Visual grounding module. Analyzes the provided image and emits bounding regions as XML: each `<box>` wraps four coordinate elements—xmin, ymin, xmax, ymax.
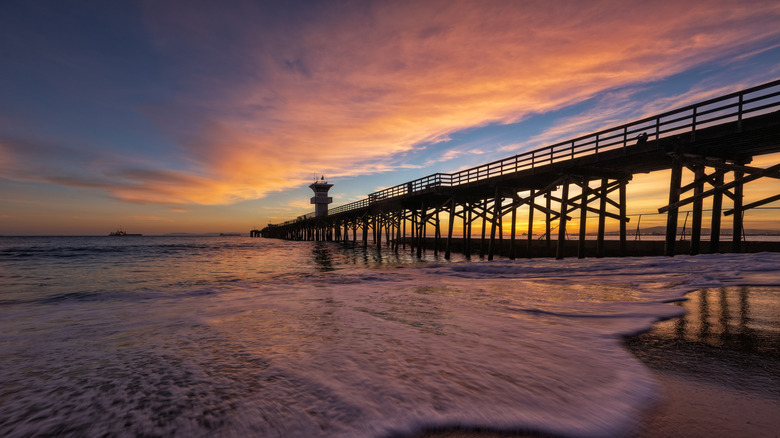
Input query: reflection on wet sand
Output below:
<box><xmin>625</xmin><ymin>285</ymin><xmax>780</xmax><ymax>401</ymax></box>
<box><xmin>664</xmin><ymin>286</ymin><xmax>780</xmax><ymax>356</ymax></box>
<box><xmin>623</xmin><ymin>286</ymin><xmax>780</xmax><ymax>438</ymax></box>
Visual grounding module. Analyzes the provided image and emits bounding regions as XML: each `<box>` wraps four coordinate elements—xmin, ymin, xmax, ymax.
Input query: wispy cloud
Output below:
<box><xmin>129</xmin><ymin>215</ymin><xmax>176</xmax><ymax>222</ymax></box>
<box><xmin>3</xmin><ymin>0</ymin><xmax>780</xmax><ymax>207</ymax></box>
<box><xmin>501</xmin><ymin>71</ymin><xmax>780</xmax><ymax>154</ymax></box>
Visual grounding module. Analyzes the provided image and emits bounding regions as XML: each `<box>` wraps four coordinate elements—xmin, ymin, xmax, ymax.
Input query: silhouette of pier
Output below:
<box><xmin>260</xmin><ymin>80</ymin><xmax>780</xmax><ymax>259</ymax></box>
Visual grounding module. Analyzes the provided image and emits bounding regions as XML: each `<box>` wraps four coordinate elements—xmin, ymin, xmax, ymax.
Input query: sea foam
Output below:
<box><xmin>1</xmin><ymin>238</ymin><xmax>779</xmax><ymax>437</ymax></box>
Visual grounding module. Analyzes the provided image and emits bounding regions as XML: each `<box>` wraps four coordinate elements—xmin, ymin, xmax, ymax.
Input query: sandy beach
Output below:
<box><xmin>419</xmin><ymin>286</ymin><xmax>780</xmax><ymax>438</ymax></box>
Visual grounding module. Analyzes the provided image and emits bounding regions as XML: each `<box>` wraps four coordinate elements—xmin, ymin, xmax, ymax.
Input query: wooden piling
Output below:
<box><xmin>665</xmin><ymin>159</ymin><xmax>683</xmax><ymax>256</ymax></box>
<box><xmin>402</xmin><ymin>211</ymin><xmax>407</xmax><ymax>249</ymax></box>
<box><xmin>526</xmin><ymin>189</ymin><xmax>535</xmax><ymax>258</ymax></box>
<box><xmin>710</xmin><ymin>172</ymin><xmax>724</xmax><ymax>253</ymax></box>
<box><xmin>434</xmin><ymin>210</ymin><xmax>441</xmax><ymax>255</ymax></box>
<box><xmin>488</xmin><ymin>187</ymin><xmax>500</xmax><ymax>261</ymax></box>
<box><xmin>480</xmin><ymin>199</ymin><xmax>487</xmax><ymax>258</ymax></box>
<box><xmin>733</xmin><ymin>170</ymin><xmax>744</xmax><ymax>253</ymax></box>
<box><xmin>410</xmin><ymin>210</ymin><xmax>416</xmax><ymax>255</ymax></box>
<box><xmin>619</xmin><ymin>180</ymin><xmax>627</xmax><ymax>257</ymax></box>
<box><xmin>578</xmin><ymin>178</ymin><xmax>588</xmax><ymax>259</ymax></box>
<box><xmin>464</xmin><ymin>202</ymin><xmax>472</xmax><ymax>258</ymax></box>
<box><xmin>556</xmin><ymin>180</ymin><xmax>569</xmax><ymax>260</ymax></box>
<box><xmin>373</xmin><ymin>216</ymin><xmax>380</xmax><ymax>249</ymax></box>
<box><xmin>597</xmin><ymin>178</ymin><xmax>607</xmax><ymax>258</ymax></box>
<box><xmin>461</xmin><ymin>202</ymin><xmax>471</xmax><ymax>257</ymax></box>
<box><xmin>545</xmin><ymin>194</ymin><xmax>552</xmax><ymax>251</ymax></box>
<box><xmin>362</xmin><ymin>217</ymin><xmax>368</xmax><ymax>249</ymax></box>
<box><xmin>690</xmin><ymin>164</ymin><xmax>704</xmax><ymax>255</ymax></box>
<box><xmin>386</xmin><ymin>215</ymin><xmax>391</xmax><ymax>246</ymax></box>
<box><xmin>417</xmin><ymin>204</ymin><xmax>425</xmax><ymax>258</ymax></box>
<box><xmin>445</xmin><ymin>199</ymin><xmax>455</xmax><ymax>259</ymax></box>
<box><xmin>509</xmin><ymin>193</ymin><xmax>518</xmax><ymax>260</ymax></box>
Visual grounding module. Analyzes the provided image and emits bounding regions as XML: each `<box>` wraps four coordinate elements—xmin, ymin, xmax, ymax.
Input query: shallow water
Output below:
<box><xmin>1</xmin><ymin>236</ymin><xmax>778</xmax><ymax>437</ymax></box>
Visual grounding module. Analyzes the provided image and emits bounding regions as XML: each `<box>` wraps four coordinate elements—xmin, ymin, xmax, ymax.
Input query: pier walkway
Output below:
<box><xmin>260</xmin><ymin>80</ymin><xmax>780</xmax><ymax>259</ymax></box>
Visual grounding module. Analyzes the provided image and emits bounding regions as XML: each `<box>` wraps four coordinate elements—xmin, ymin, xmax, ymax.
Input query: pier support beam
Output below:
<box><xmin>659</xmin><ymin>157</ymin><xmax>780</xmax><ymax>256</ymax></box>
<box><xmin>526</xmin><ymin>189</ymin><xmax>535</xmax><ymax>258</ymax></box>
<box><xmin>556</xmin><ymin>179</ymin><xmax>569</xmax><ymax>260</ymax></box>
<box><xmin>412</xmin><ymin>209</ymin><xmax>416</xmax><ymax>251</ymax></box>
<box><xmin>619</xmin><ymin>180</ymin><xmax>627</xmax><ymax>257</ymax></box>
<box><xmin>488</xmin><ymin>187</ymin><xmax>501</xmax><ymax>261</ymax></box>
<box><xmin>431</xmin><ymin>211</ymin><xmax>437</xmax><ymax>255</ymax></box>
<box><xmin>417</xmin><ymin>204</ymin><xmax>426</xmax><ymax>258</ymax></box>
<box><xmin>665</xmin><ymin>158</ymin><xmax>683</xmax><ymax>257</ymax></box>
<box><xmin>690</xmin><ymin>164</ymin><xmax>705</xmax><ymax>255</ymax></box>
<box><xmin>402</xmin><ymin>212</ymin><xmax>407</xmax><ymax>249</ymax></box>
<box><xmin>480</xmin><ymin>199</ymin><xmax>487</xmax><ymax>258</ymax></box>
<box><xmin>732</xmin><ymin>170</ymin><xmax>744</xmax><ymax>253</ymax></box>
<box><xmin>445</xmin><ymin>199</ymin><xmax>455</xmax><ymax>259</ymax></box>
<box><xmin>710</xmin><ymin>171</ymin><xmax>724</xmax><ymax>253</ymax></box>
<box><xmin>463</xmin><ymin>203</ymin><xmax>474</xmax><ymax>259</ymax></box>
<box><xmin>545</xmin><ymin>195</ymin><xmax>552</xmax><ymax>252</ymax></box>
<box><xmin>596</xmin><ymin>178</ymin><xmax>607</xmax><ymax>258</ymax></box>
<box><xmin>375</xmin><ymin>215</ymin><xmax>382</xmax><ymax>251</ymax></box>
<box><xmin>464</xmin><ymin>202</ymin><xmax>472</xmax><ymax>258</ymax></box>
<box><xmin>362</xmin><ymin>217</ymin><xmax>368</xmax><ymax>249</ymax></box>
<box><xmin>509</xmin><ymin>193</ymin><xmax>518</xmax><ymax>260</ymax></box>
<box><xmin>578</xmin><ymin>178</ymin><xmax>588</xmax><ymax>259</ymax></box>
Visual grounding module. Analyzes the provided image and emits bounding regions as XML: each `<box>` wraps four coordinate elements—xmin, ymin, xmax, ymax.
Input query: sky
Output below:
<box><xmin>1</xmin><ymin>0</ymin><xmax>780</xmax><ymax>235</ymax></box>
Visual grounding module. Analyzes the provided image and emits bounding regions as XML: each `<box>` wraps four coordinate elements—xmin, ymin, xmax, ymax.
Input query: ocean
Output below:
<box><xmin>1</xmin><ymin>236</ymin><xmax>778</xmax><ymax>437</ymax></box>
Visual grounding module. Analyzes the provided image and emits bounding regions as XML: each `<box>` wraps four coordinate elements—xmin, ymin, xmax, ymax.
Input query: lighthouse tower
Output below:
<box><xmin>309</xmin><ymin>176</ymin><xmax>333</xmax><ymax>217</ymax></box>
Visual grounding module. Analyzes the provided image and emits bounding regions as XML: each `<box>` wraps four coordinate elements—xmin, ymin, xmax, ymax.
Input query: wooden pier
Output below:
<box><xmin>260</xmin><ymin>80</ymin><xmax>780</xmax><ymax>259</ymax></box>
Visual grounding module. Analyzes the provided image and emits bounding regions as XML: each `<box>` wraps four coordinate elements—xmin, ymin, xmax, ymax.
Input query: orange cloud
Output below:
<box><xmin>143</xmin><ymin>0</ymin><xmax>779</xmax><ymax>205</ymax></box>
<box><xmin>6</xmin><ymin>0</ymin><xmax>780</xmax><ymax>209</ymax></box>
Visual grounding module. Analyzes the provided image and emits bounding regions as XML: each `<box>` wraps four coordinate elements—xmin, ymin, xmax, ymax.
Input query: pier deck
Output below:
<box><xmin>261</xmin><ymin>80</ymin><xmax>780</xmax><ymax>259</ymax></box>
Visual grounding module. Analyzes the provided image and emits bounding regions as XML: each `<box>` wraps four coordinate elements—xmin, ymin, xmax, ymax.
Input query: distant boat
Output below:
<box><xmin>220</xmin><ymin>233</ymin><xmax>241</xmax><ymax>236</ymax></box>
<box><xmin>109</xmin><ymin>227</ymin><xmax>142</xmax><ymax>236</ymax></box>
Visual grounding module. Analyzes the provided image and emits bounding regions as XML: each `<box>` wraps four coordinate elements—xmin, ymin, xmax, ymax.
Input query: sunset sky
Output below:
<box><xmin>2</xmin><ymin>0</ymin><xmax>780</xmax><ymax>235</ymax></box>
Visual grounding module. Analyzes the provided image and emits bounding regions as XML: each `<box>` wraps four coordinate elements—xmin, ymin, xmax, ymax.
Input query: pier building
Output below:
<box><xmin>310</xmin><ymin>176</ymin><xmax>333</xmax><ymax>217</ymax></box>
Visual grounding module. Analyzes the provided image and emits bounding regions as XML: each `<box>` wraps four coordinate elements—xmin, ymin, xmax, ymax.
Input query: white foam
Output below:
<box><xmin>2</xmin><ymin>250</ymin><xmax>778</xmax><ymax>437</ymax></box>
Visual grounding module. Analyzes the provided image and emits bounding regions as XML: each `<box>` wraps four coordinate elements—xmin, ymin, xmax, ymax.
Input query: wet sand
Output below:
<box><xmin>419</xmin><ymin>286</ymin><xmax>780</xmax><ymax>438</ymax></box>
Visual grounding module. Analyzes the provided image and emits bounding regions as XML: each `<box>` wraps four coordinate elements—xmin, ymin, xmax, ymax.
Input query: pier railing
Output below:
<box><xmin>269</xmin><ymin>79</ymin><xmax>780</xmax><ymax>227</ymax></box>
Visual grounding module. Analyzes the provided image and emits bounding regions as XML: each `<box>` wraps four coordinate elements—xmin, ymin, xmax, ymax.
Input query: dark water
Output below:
<box><xmin>1</xmin><ymin>236</ymin><xmax>778</xmax><ymax>437</ymax></box>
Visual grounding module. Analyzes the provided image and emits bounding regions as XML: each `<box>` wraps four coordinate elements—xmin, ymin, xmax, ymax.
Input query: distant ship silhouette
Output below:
<box><xmin>109</xmin><ymin>227</ymin><xmax>142</xmax><ymax>236</ymax></box>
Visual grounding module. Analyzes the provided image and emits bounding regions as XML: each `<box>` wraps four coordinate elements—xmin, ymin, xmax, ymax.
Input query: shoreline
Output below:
<box><xmin>398</xmin><ymin>237</ymin><xmax>780</xmax><ymax>259</ymax></box>
<box><xmin>418</xmin><ymin>286</ymin><xmax>780</xmax><ymax>438</ymax></box>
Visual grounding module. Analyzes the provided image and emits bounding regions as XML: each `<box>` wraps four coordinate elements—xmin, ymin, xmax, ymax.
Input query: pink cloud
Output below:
<box><xmin>164</xmin><ymin>1</ymin><xmax>779</xmax><ymax>203</ymax></box>
<box><xmin>7</xmin><ymin>0</ymin><xmax>780</xmax><ymax>207</ymax></box>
